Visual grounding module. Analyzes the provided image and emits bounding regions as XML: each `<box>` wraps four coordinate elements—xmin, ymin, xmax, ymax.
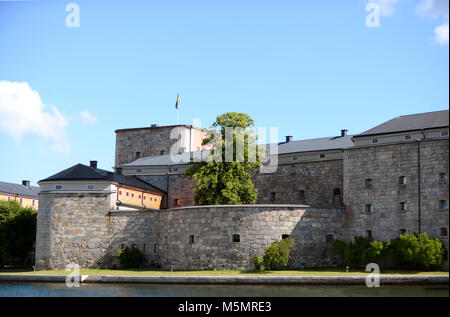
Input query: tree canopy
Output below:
<box><xmin>184</xmin><ymin>112</ymin><xmax>263</xmax><ymax>205</ymax></box>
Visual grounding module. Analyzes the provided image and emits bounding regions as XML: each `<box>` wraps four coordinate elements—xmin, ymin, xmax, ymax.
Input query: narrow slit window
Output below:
<box><xmin>189</xmin><ymin>235</ymin><xmax>195</xmax><ymax>244</ymax></box>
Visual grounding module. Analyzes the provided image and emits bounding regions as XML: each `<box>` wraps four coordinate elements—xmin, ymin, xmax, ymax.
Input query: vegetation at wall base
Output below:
<box><xmin>252</xmin><ymin>255</ymin><xmax>263</xmax><ymax>271</ymax></box>
<box><xmin>0</xmin><ymin>201</ymin><xmax>37</xmax><ymax>266</ymax></box>
<box><xmin>115</xmin><ymin>246</ymin><xmax>145</xmax><ymax>269</ymax></box>
<box><xmin>331</xmin><ymin>233</ymin><xmax>446</xmax><ymax>270</ymax></box>
<box><xmin>262</xmin><ymin>238</ymin><xmax>296</xmax><ymax>270</ymax></box>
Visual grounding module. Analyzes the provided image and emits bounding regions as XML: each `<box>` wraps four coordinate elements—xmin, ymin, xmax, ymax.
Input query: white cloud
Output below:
<box><xmin>0</xmin><ymin>81</ymin><xmax>70</xmax><ymax>154</ymax></box>
<box><xmin>416</xmin><ymin>0</ymin><xmax>449</xmax><ymax>45</ymax></box>
<box><xmin>80</xmin><ymin>110</ymin><xmax>98</xmax><ymax>125</ymax></box>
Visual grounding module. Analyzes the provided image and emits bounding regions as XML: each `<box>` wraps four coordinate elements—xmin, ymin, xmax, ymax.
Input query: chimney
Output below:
<box><xmin>22</xmin><ymin>180</ymin><xmax>30</xmax><ymax>187</ymax></box>
<box><xmin>90</xmin><ymin>160</ymin><xmax>98</xmax><ymax>169</ymax></box>
<box><xmin>341</xmin><ymin>129</ymin><xmax>348</xmax><ymax>137</ymax></box>
<box><xmin>285</xmin><ymin>136</ymin><xmax>293</xmax><ymax>143</ymax></box>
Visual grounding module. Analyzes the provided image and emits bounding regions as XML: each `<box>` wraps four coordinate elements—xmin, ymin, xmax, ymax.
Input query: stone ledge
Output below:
<box><xmin>1</xmin><ymin>274</ymin><xmax>447</xmax><ymax>285</ymax></box>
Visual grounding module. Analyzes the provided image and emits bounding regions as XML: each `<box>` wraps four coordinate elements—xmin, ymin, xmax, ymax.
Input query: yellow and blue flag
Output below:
<box><xmin>175</xmin><ymin>93</ymin><xmax>179</xmax><ymax>109</ymax></box>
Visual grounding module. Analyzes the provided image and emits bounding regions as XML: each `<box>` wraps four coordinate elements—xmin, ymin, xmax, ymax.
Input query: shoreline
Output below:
<box><xmin>0</xmin><ymin>274</ymin><xmax>448</xmax><ymax>285</ymax></box>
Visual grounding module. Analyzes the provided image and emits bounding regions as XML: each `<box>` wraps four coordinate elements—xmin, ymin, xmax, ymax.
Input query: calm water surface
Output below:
<box><xmin>0</xmin><ymin>283</ymin><xmax>448</xmax><ymax>297</ymax></box>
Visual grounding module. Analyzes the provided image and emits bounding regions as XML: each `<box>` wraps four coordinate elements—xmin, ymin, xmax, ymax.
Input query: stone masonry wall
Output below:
<box><xmin>35</xmin><ymin>200</ymin><xmax>345</xmax><ymax>270</ymax></box>
<box><xmin>343</xmin><ymin>139</ymin><xmax>449</xmax><ymax>256</ymax></box>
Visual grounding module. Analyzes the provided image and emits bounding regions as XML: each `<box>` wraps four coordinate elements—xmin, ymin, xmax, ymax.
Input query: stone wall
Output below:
<box><xmin>252</xmin><ymin>160</ymin><xmax>344</xmax><ymax>207</ymax></box>
<box><xmin>343</xmin><ymin>139</ymin><xmax>449</xmax><ymax>253</ymax></box>
<box><xmin>35</xmin><ymin>200</ymin><xmax>345</xmax><ymax>270</ymax></box>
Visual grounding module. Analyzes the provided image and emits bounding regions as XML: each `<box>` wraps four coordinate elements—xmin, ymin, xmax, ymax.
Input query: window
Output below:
<box><xmin>269</xmin><ymin>192</ymin><xmax>276</xmax><ymax>202</ymax></box>
<box><xmin>119</xmin><ymin>190</ymin><xmax>122</xmax><ymax>196</ymax></box>
<box><xmin>439</xmin><ymin>200</ymin><xmax>448</xmax><ymax>210</ymax></box>
<box><xmin>135</xmin><ymin>152</ymin><xmax>140</xmax><ymax>159</ymax></box>
<box><xmin>398</xmin><ymin>176</ymin><xmax>406</xmax><ymax>185</ymax></box>
<box><xmin>372</xmin><ymin>138</ymin><xmax>378</xmax><ymax>144</ymax></box>
<box><xmin>7</xmin><ymin>196</ymin><xmax>10</xmax><ymax>201</ymax></box>
<box><xmin>326</xmin><ymin>234</ymin><xmax>334</xmax><ymax>243</ymax></box>
<box><xmin>366</xmin><ymin>230</ymin><xmax>372</xmax><ymax>239</ymax></box>
<box><xmin>299</xmin><ymin>190</ymin><xmax>305</xmax><ymax>200</ymax></box>
<box><xmin>441</xmin><ymin>228</ymin><xmax>448</xmax><ymax>237</ymax></box>
<box><xmin>174</xmin><ymin>199</ymin><xmax>180</xmax><ymax>207</ymax></box>
<box><xmin>19</xmin><ymin>198</ymin><xmax>23</xmax><ymax>205</ymax></box>
<box><xmin>138</xmin><ymin>194</ymin><xmax>141</xmax><ymax>199</ymax></box>
<box><xmin>399</xmin><ymin>202</ymin><xmax>406</xmax><ymax>212</ymax></box>
<box><xmin>172</xmin><ymin>167</ymin><xmax>179</xmax><ymax>172</ymax></box>
<box><xmin>282</xmin><ymin>234</ymin><xmax>290</xmax><ymax>239</ymax></box>
<box><xmin>55</xmin><ymin>185</ymin><xmax>63</xmax><ymax>190</ymax></box>
<box><xmin>160</xmin><ymin>150</ymin><xmax>165</xmax><ymax>155</ymax></box>
<box><xmin>292</xmin><ymin>156</ymin><xmax>297</xmax><ymax>161</ymax></box>
<box><xmin>232</xmin><ymin>234</ymin><xmax>240</xmax><ymax>242</ymax></box>
<box><xmin>32</xmin><ymin>200</ymin><xmax>35</xmax><ymax>207</ymax></box>
<box><xmin>126</xmin><ymin>192</ymin><xmax>129</xmax><ymax>197</ymax></box>
<box><xmin>131</xmin><ymin>193</ymin><xmax>134</xmax><ymax>198</ymax></box>
<box><xmin>136</xmin><ymin>169</ymin><xmax>142</xmax><ymax>173</ymax></box>
<box><xmin>143</xmin><ymin>195</ymin><xmax>146</xmax><ymax>200</ymax></box>
<box><xmin>439</xmin><ymin>173</ymin><xmax>447</xmax><ymax>183</ymax></box>
<box><xmin>87</xmin><ymin>185</ymin><xmax>95</xmax><ymax>190</ymax></box>
<box><xmin>154</xmin><ymin>198</ymin><xmax>158</xmax><ymax>202</ymax></box>
<box><xmin>365</xmin><ymin>204</ymin><xmax>372</xmax><ymax>213</ymax></box>
<box><xmin>400</xmin><ymin>229</ymin><xmax>407</xmax><ymax>235</ymax></box>
<box><xmin>189</xmin><ymin>235</ymin><xmax>195</xmax><ymax>244</ymax></box>
<box><xmin>333</xmin><ymin>188</ymin><xmax>341</xmax><ymax>196</ymax></box>
<box><xmin>150</xmin><ymin>197</ymin><xmax>153</xmax><ymax>201</ymax></box>
<box><xmin>319</xmin><ymin>154</ymin><xmax>326</xmax><ymax>159</ymax></box>
<box><xmin>365</xmin><ymin>178</ymin><xmax>373</xmax><ymax>188</ymax></box>
<box><xmin>405</xmin><ymin>135</ymin><xmax>411</xmax><ymax>140</ymax></box>
<box><xmin>441</xmin><ymin>131</ymin><xmax>448</xmax><ymax>137</ymax></box>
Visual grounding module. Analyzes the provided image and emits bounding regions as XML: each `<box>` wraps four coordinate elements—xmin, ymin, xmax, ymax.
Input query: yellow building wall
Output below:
<box><xmin>117</xmin><ymin>186</ymin><xmax>162</xmax><ymax>209</ymax></box>
<box><xmin>0</xmin><ymin>193</ymin><xmax>38</xmax><ymax>209</ymax></box>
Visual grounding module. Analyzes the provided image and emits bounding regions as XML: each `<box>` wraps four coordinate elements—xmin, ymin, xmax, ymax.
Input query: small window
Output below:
<box><xmin>131</xmin><ymin>193</ymin><xmax>134</xmax><ymax>198</ymax></box>
<box><xmin>282</xmin><ymin>234</ymin><xmax>290</xmax><ymax>239</ymax></box>
<box><xmin>155</xmin><ymin>197</ymin><xmax>158</xmax><ymax>202</ymax></box>
<box><xmin>87</xmin><ymin>185</ymin><xmax>95</xmax><ymax>190</ymax></box>
<box><xmin>372</xmin><ymin>138</ymin><xmax>378</xmax><ymax>144</ymax></box>
<box><xmin>365</xmin><ymin>178</ymin><xmax>373</xmax><ymax>188</ymax></box>
<box><xmin>121</xmin><ymin>244</ymin><xmax>125</xmax><ymax>249</ymax></box>
<box><xmin>150</xmin><ymin>197</ymin><xmax>153</xmax><ymax>201</ymax></box>
<box><xmin>399</xmin><ymin>176</ymin><xmax>406</xmax><ymax>185</ymax></box>
<box><xmin>366</xmin><ymin>230</ymin><xmax>372</xmax><ymax>239</ymax></box>
<box><xmin>174</xmin><ymin>199</ymin><xmax>180</xmax><ymax>207</ymax></box>
<box><xmin>439</xmin><ymin>200</ymin><xmax>448</xmax><ymax>210</ymax></box>
<box><xmin>138</xmin><ymin>194</ymin><xmax>141</xmax><ymax>199</ymax></box>
<box><xmin>326</xmin><ymin>234</ymin><xmax>334</xmax><ymax>243</ymax></box>
<box><xmin>135</xmin><ymin>152</ymin><xmax>140</xmax><ymax>159</ymax></box>
<box><xmin>126</xmin><ymin>192</ymin><xmax>129</xmax><ymax>197</ymax></box>
<box><xmin>399</xmin><ymin>202</ymin><xmax>406</xmax><ymax>212</ymax></box>
<box><xmin>119</xmin><ymin>190</ymin><xmax>122</xmax><ymax>196</ymax></box>
<box><xmin>232</xmin><ymin>234</ymin><xmax>240</xmax><ymax>242</ymax></box>
<box><xmin>55</xmin><ymin>185</ymin><xmax>63</xmax><ymax>190</ymax></box>
<box><xmin>189</xmin><ymin>235</ymin><xmax>195</xmax><ymax>244</ymax></box>
<box><xmin>365</xmin><ymin>204</ymin><xmax>372</xmax><ymax>213</ymax></box>
<box><xmin>136</xmin><ymin>169</ymin><xmax>142</xmax><ymax>173</ymax></box>
<box><xmin>333</xmin><ymin>188</ymin><xmax>341</xmax><ymax>196</ymax></box>
<box><xmin>319</xmin><ymin>154</ymin><xmax>326</xmax><ymax>158</ymax></box>
<box><xmin>299</xmin><ymin>190</ymin><xmax>305</xmax><ymax>200</ymax></box>
<box><xmin>32</xmin><ymin>199</ymin><xmax>35</xmax><ymax>207</ymax></box>
<box><xmin>143</xmin><ymin>195</ymin><xmax>146</xmax><ymax>200</ymax></box>
<box><xmin>160</xmin><ymin>150</ymin><xmax>165</xmax><ymax>155</ymax></box>
<box><xmin>292</xmin><ymin>156</ymin><xmax>297</xmax><ymax>161</ymax></box>
<box><xmin>441</xmin><ymin>131</ymin><xmax>448</xmax><ymax>137</ymax></box>
<box><xmin>439</xmin><ymin>173</ymin><xmax>447</xmax><ymax>183</ymax></box>
<box><xmin>400</xmin><ymin>229</ymin><xmax>407</xmax><ymax>235</ymax></box>
<box><xmin>164</xmin><ymin>236</ymin><xmax>168</xmax><ymax>244</ymax></box>
<box><xmin>172</xmin><ymin>167</ymin><xmax>179</xmax><ymax>172</ymax></box>
<box><xmin>441</xmin><ymin>228</ymin><xmax>448</xmax><ymax>237</ymax></box>
<box><xmin>269</xmin><ymin>192</ymin><xmax>276</xmax><ymax>202</ymax></box>
<box><xmin>19</xmin><ymin>198</ymin><xmax>23</xmax><ymax>205</ymax></box>
<box><xmin>7</xmin><ymin>196</ymin><xmax>10</xmax><ymax>201</ymax></box>
<box><xmin>405</xmin><ymin>135</ymin><xmax>411</xmax><ymax>140</ymax></box>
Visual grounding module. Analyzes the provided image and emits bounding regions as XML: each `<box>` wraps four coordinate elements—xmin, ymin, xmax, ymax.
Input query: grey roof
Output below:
<box><xmin>40</xmin><ymin>164</ymin><xmax>166</xmax><ymax>194</ymax></box>
<box><xmin>120</xmin><ymin>135</ymin><xmax>354</xmax><ymax>167</ymax></box>
<box><xmin>356</xmin><ymin>110</ymin><xmax>449</xmax><ymax>137</ymax></box>
<box><xmin>0</xmin><ymin>181</ymin><xmax>39</xmax><ymax>198</ymax></box>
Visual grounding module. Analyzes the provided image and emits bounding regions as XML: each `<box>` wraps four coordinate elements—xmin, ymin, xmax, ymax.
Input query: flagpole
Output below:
<box><xmin>177</xmin><ymin>92</ymin><xmax>180</xmax><ymax>125</ymax></box>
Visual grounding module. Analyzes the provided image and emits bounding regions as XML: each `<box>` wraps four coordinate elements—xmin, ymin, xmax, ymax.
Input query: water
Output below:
<box><xmin>0</xmin><ymin>283</ymin><xmax>448</xmax><ymax>297</ymax></box>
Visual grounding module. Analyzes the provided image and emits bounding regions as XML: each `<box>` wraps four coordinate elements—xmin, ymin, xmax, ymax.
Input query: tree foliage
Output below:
<box><xmin>0</xmin><ymin>200</ymin><xmax>37</xmax><ymax>265</ymax></box>
<box><xmin>115</xmin><ymin>246</ymin><xmax>145</xmax><ymax>269</ymax></box>
<box><xmin>185</xmin><ymin>112</ymin><xmax>263</xmax><ymax>205</ymax></box>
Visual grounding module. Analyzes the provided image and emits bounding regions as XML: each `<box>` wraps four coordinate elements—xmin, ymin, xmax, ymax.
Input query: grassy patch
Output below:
<box><xmin>0</xmin><ymin>268</ymin><xmax>448</xmax><ymax>277</ymax></box>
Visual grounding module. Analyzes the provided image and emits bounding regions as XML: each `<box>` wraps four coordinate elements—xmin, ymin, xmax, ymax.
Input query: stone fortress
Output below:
<box><xmin>35</xmin><ymin>110</ymin><xmax>449</xmax><ymax>270</ymax></box>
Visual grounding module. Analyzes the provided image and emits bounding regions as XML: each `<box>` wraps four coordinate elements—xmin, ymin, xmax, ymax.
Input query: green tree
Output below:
<box><xmin>116</xmin><ymin>246</ymin><xmax>145</xmax><ymax>269</ymax></box>
<box><xmin>184</xmin><ymin>112</ymin><xmax>263</xmax><ymax>205</ymax></box>
<box><xmin>0</xmin><ymin>200</ymin><xmax>37</xmax><ymax>265</ymax></box>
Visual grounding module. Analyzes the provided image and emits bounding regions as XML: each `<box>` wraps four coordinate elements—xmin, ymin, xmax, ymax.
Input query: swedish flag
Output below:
<box><xmin>175</xmin><ymin>93</ymin><xmax>179</xmax><ymax>109</ymax></box>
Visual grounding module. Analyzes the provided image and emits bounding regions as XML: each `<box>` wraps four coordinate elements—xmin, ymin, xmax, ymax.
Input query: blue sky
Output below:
<box><xmin>0</xmin><ymin>0</ymin><xmax>448</xmax><ymax>186</ymax></box>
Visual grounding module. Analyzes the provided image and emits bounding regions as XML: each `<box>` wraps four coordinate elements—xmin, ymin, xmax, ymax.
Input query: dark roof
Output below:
<box><xmin>39</xmin><ymin>164</ymin><xmax>166</xmax><ymax>195</ymax></box>
<box><xmin>0</xmin><ymin>181</ymin><xmax>39</xmax><ymax>198</ymax></box>
<box><xmin>356</xmin><ymin>110</ymin><xmax>449</xmax><ymax>137</ymax></box>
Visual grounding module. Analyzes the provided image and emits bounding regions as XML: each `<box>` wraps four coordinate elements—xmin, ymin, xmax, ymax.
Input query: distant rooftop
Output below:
<box><xmin>39</xmin><ymin>163</ymin><xmax>166</xmax><ymax>194</ymax></box>
<box><xmin>115</xmin><ymin>124</ymin><xmax>206</xmax><ymax>134</ymax></box>
<box><xmin>0</xmin><ymin>181</ymin><xmax>39</xmax><ymax>198</ymax></box>
<box><xmin>356</xmin><ymin>110</ymin><xmax>449</xmax><ymax>137</ymax></box>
